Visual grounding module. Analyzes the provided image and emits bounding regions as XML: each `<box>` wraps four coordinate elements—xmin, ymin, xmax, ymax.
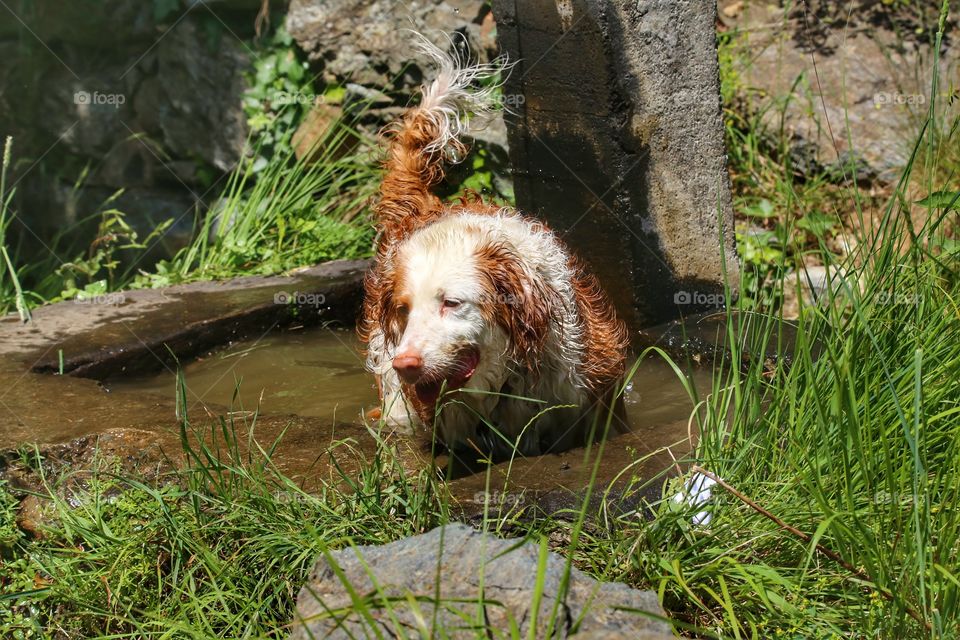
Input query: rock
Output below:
<box><xmin>492</xmin><ymin>0</ymin><xmax>739</xmax><ymax>328</ymax></box>
<box><xmin>16</xmin><ymin>494</ymin><xmax>54</xmax><ymax>539</ymax></box>
<box><xmin>343</xmin><ymin>83</ymin><xmax>393</xmax><ymax>107</ymax></box>
<box><xmin>285</xmin><ymin>0</ymin><xmax>493</xmax><ymax>88</ymax></box>
<box><xmin>132</xmin><ymin>75</ymin><xmax>166</xmax><ymax>137</ymax></box>
<box><xmin>36</xmin><ymin>63</ymin><xmax>141</xmax><ymax>158</ymax></box>
<box><xmin>290</xmin><ymin>523</ymin><xmax>673</xmax><ymax>639</ymax></box>
<box><xmin>0</xmin><ymin>259</ymin><xmax>370</xmax><ymax>379</ymax></box>
<box><xmin>16</xmin><ymin>175</ymin><xmax>199</xmax><ymax>256</ymax></box>
<box><xmin>155</xmin><ymin>20</ymin><xmax>250</xmax><ymax>172</ymax></box>
<box><xmin>32</xmin><ymin>0</ymin><xmax>157</xmax><ymax>46</ymax></box>
<box><xmin>182</xmin><ymin>0</ymin><xmax>266</xmax><ymax>9</ymax></box>
<box><xmin>724</xmin><ymin>2</ymin><xmax>960</xmax><ymax>183</ymax></box>
<box><xmin>467</xmin><ymin>112</ymin><xmax>509</xmax><ymax>153</ymax></box>
<box><xmin>781</xmin><ymin>263</ymin><xmax>859</xmax><ymax>320</ymax></box>
<box><xmin>636</xmin><ymin>310</ymin><xmax>803</xmax><ymax>367</ymax></box>
<box><xmin>0</xmin><ymin>41</ymin><xmax>17</xmax><ymax>124</ymax></box>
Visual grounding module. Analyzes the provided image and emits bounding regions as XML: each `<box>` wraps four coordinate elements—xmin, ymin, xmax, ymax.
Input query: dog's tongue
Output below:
<box><xmin>414</xmin><ymin>350</ymin><xmax>480</xmax><ymax>406</ymax></box>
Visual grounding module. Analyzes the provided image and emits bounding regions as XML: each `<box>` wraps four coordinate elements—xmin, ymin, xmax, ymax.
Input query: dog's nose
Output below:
<box><xmin>392</xmin><ymin>352</ymin><xmax>424</xmax><ymax>383</ymax></box>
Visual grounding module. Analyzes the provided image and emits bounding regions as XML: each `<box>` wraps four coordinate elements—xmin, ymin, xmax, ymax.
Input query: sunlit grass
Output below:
<box><xmin>136</xmin><ymin>116</ymin><xmax>380</xmax><ymax>289</ymax></box>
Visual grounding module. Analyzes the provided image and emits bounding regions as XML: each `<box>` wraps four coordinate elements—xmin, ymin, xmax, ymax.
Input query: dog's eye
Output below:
<box><xmin>442</xmin><ymin>299</ymin><xmax>462</xmax><ymax>310</ymax></box>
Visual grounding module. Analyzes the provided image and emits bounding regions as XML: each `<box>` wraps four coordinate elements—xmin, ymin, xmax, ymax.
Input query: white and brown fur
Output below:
<box><xmin>359</xmin><ymin>38</ymin><xmax>629</xmax><ymax>457</ymax></box>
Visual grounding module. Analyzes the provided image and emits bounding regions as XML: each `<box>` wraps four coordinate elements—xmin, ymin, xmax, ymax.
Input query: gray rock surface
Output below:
<box><xmin>38</xmin><ymin>62</ymin><xmax>140</xmax><ymax>158</ymax></box>
<box><xmin>285</xmin><ymin>0</ymin><xmax>496</xmax><ymax>87</ymax></box>
<box><xmin>32</xmin><ymin>0</ymin><xmax>157</xmax><ymax>45</ymax></box>
<box><xmin>155</xmin><ymin>21</ymin><xmax>250</xmax><ymax>173</ymax></box>
<box><xmin>723</xmin><ymin>1</ymin><xmax>960</xmax><ymax>183</ymax></box>
<box><xmin>290</xmin><ymin>523</ymin><xmax>672</xmax><ymax>639</ymax></box>
<box><xmin>1</xmin><ymin>2</ymin><xmax>253</xmax><ymax>261</ymax></box>
<box><xmin>492</xmin><ymin>0</ymin><xmax>739</xmax><ymax>328</ymax></box>
<box><xmin>0</xmin><ymin>259</ymin><xmax>368</xmax><ymax>379</ymax></box>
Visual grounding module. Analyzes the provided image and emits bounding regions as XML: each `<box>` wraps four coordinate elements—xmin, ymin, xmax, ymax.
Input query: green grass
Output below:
<box><xmin>2</xmin><ymin>180</ymin><xmax>957</xmax><ymax>638</ymax></box>
<box><xmin>0</xmin><ymin>137</ymin><xmax>31</xmax><ymax>322</ymax></box>
<box><xmin>0</xmin><ymin>21</ymin><xmax>381</xmax><ymax>314</ymax></box>
<box><xmin>2</xmin><ymin>193</ymin><xmax>957</xmax><ymax>636</ymax></box>
<box><xmin>132</xmin><ymin>119</ymin><xmax>379</xmax><ymax>289</ymax></box>
<box><xmin>1</xmin><ymin>412</ymin><xmax>450</xmax><ymax>638</ymax></box>
<box><xmin>0</xmin><ymin>112</ymin><xmax>381</xmax><ymax>312</ymax></box>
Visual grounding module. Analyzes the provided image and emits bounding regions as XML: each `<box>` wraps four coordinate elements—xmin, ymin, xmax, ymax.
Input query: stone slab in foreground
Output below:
<box><xmin>290</xmin><ymin>523</ymin><xmax>672</xmax><ymax>639</ymax></box>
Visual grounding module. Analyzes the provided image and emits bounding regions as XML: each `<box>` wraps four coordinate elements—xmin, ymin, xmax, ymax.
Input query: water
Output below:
<box><xmin>107</xmin><ymin>327</ymin><xmax>709</xmax><ymax>434</ymax></box>
<box><xmin>108</xmin><ymin>328</ymin><xmax>379</xmax><ymax>421</ymax></box>
<box><xmin>95</xmin><ymin>328</ymin><xmax>709</xmax><ymax>502</ymax></box>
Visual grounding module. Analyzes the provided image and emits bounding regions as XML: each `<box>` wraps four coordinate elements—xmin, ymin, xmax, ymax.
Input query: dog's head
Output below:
<box><xmin>376</xmin><ymin>215</ymin><xmax>557</xmax><ymax>411</ymax></box>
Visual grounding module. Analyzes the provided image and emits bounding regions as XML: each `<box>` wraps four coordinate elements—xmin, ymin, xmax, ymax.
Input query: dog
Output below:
<box><xmin>360</xmin><ymin>38</ymin><xmax>629</xmax><ymax>458</ymax></box>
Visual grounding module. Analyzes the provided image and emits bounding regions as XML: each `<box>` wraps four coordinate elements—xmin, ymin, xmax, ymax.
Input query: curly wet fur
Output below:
<box><xmin>360</xmin><ymin>35</ymin><xmax>629</xmax><ymax>457</ymax></box>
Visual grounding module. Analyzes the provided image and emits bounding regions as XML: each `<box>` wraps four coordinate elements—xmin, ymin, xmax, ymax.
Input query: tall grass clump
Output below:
<box><xmin>0</xmin><ymin>377</ymin><xmax>449</xmax><ymax>638</ymax></box>
<box><xmin>0</xmin><ymin>137</ymin><xmax>31</xmax><ymax>322</ymax></box>
<box><xmin>555</xmin><ymin>4</ymin><xmax>959</xmax><ymax>637</ymax></box>
<box><xmin>137</xmin><ymin>116</ymin><xmax>380</xmax><ymax>288</ymax></box>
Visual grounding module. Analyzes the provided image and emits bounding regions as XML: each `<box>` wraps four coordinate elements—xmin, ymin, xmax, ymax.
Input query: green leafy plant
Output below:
<box><xmin>55</xmin><ymin>206</ymin><xmax>172</xmax><ymax>301</ymax></box>
<box><xmin>243</xmin><ymin>26</ymin><xmax>322</xmax><ymax>170</ymax></box>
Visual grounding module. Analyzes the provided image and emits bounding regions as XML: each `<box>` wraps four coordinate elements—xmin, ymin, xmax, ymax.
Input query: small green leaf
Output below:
<box><xmin>743</xmin><ymin>199</ymin><xmax>777</xmax><ymax>219</ymax></box>
<box><xmin>323</xmin><ymin>86</ymin><xmax>347</xmax><ymax>105</ymax></box>
<box><xmin>796</xmin><ymin>212</ymin><xmax>839</xmax><ymax>238</ymax></box>
<box><xmin>936</xmin><ymin>238</ymin><xmax>960</xmax><ymax>255</ymax></box>
<box><xmin>916</xmin><ymin>190</ymin><xmax>960</xmax><ymax>210</ymax></box>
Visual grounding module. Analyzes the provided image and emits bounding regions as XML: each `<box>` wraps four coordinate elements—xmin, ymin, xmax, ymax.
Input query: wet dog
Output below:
<box><xmin>360</xmin><ymin>38</ymin><xmax>629</xmax><ymax>457</ymax></box>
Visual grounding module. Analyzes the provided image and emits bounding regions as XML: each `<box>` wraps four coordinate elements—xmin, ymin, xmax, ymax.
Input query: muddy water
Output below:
<box><xmin>108</xmin><ymin>328</ymin><xmax>379</xmax><ymax>422</ymax></box>
<box><xmin>106</xmin><ymin>326</ymin><xmax>710</xmax><ymax>504</ymax></box>
<box><xmin>108</xmin><ymin>327</ymin><xmax>705</xmax><ymax>436</ymax></box>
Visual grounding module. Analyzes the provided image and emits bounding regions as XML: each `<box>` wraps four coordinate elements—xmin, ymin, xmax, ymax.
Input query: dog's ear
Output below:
<box><xmin>475</xmin><ymin>241</ymin><xmax>557</xmax><ymax>372</ymax></box>
<box><xmin>363</xmin><ymin>257</ymin><xmax>407</xmax><ymax>348</ymax></box>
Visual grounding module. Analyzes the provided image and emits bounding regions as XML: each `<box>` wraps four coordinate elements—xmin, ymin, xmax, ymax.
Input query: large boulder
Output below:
<box><xmin>722</xmin><ymin>1</ymin><xmax>960</xmax><ymax>183</ymax></box>
<box><xmin>154</xmin><ymin>21</ymin><xmax>250</xmax><ymax>172</ymax></box>
<box><xmin>290</xmin><ymin>524</ymin><xmax>673</xmax><ymax>639</ymax></box>
<box><xmin>2</xmin><ymin>7</ymin><xmax>253</xmax><ymax>263</ymax></box>
<box><xmin>31</xmin><ymin>0</ymin><xmax>157</xmax><ymax>47</ymax></box>
<box><xmin>35</xmin><ymin>61</ymin><xmax>142</xmax><ymax>158</ymax></box>
<box><xmin>285</xmin><ymin>0</ymin><xmax>496</xmax><ymax>87</ymax></box>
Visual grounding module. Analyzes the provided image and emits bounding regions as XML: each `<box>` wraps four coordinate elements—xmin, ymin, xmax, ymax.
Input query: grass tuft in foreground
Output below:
<box><xmin>1</xmin><ymin>405</ymin><xmax>448</xmax><ymax>638</ymax></box>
